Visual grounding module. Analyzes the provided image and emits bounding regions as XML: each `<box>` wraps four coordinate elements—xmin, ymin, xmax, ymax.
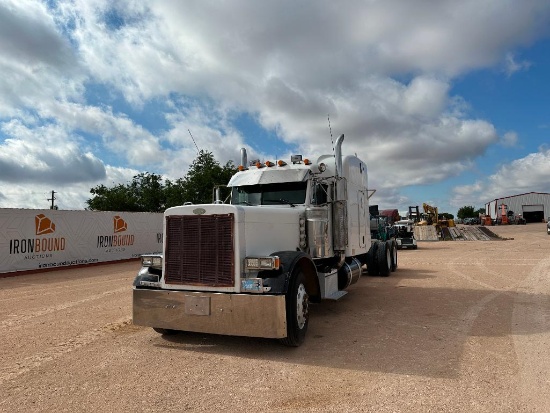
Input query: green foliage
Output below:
<box><xmin>87</xmin><ymin>183</ymin><xmax>139</xmax><ymax>212</ymax></box>
<box><xmin>439</xmin><ymin>212</ymin><xmax>454</xmax><ymax>219</ymax></box>
<box><xmin>457</xmin><ymin>205</ymin><xmax>479</xmax><ymax>219</ymax></box>
<box><xmin>130</xmin><ymin>173</ymin><xmax>166</xmax><ymax>212</ymax></box>
<box><xmin>179</xmin><ymin>150</ymin><xmax>235</xmax><ymax>204</ymax></box>
<box><xmin>86</xmin><ymin>151</ymin><xmax>236</xmax><ymax>212</ymax></box>
<box><xmin>164</xmin><ymin>177</ymin><xmax>186</xmax><ymax>209</ymax></box>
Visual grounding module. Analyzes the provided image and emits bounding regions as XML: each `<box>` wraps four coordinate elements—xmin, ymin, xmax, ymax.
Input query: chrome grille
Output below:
<box><xmin>165</xmin><ymin>214</ymin><xmax>234</xmax><ymax>286</ymax></box>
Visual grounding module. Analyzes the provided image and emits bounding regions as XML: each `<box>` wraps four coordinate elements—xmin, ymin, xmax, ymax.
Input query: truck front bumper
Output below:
<box><xmin>133</xmin><ymin>289</ymin><xmax>287</xmax><ymax>339</ymax></box>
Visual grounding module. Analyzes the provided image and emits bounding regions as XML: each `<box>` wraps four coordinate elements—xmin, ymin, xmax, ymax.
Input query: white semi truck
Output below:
<box><xmin>133</xmin><ymin>135</ymin><xmax>397</xmax><ymax>346</ymax></box>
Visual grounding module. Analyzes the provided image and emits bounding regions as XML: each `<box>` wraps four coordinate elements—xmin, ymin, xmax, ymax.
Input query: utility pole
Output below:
<box><xmin>47</xmin><ymin>190</ymin><xmax>57</xmax><ymax>210</ymax></box>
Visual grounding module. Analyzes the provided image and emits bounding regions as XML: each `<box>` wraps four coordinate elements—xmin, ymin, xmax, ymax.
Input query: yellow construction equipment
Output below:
<box><xmin>422</xmin><ymin>203</ymin><xmax>439</xmax><ymax>226</ymax></box>
<box><xmin>422</xmin><ymin>203</ymin><xmax>455</xmax><ymax>228</ymax></box>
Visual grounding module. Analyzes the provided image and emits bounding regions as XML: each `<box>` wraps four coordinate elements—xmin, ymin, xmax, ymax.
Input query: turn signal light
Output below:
<box><xmin>245</xmin><ymin>256</ymin><xmax>280</xmax><ymax>270</ymax></box>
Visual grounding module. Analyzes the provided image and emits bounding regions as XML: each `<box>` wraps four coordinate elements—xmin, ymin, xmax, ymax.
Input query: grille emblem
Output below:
<box><xmin>193</xmin><ymin>208</ymin><xmax>206</xmax><ymax>215</ymax></box>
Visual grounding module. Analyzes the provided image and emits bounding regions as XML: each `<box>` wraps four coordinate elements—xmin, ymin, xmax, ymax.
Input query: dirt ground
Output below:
<box><xmin>1</xmin><ymin>223</ymin><xmax>549</xmax><ymax>412</ymax></box>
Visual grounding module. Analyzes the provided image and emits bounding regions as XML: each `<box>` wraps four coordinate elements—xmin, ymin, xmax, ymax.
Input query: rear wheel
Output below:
<box><xmin>280</xmin><ymin>270</ymin><xmax>309</xmax><ymax>347</ymax></box>
<box><xmin>388</xmin><ymin>240</ymin><xmax>397</xmax><ymax>271</ymax></box>
<box><xmin>377</xmin><ymin>241</ymin><xmax>391</xmax><ymax>277</ymax></box>
<box><xmin>366</xmin><ymin>242</ymin><xmax>379</xmax><ymax>276</ymax></box>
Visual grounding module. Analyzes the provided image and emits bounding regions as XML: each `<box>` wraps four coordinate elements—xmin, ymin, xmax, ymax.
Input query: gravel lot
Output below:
<box><xmin>1</xmin><ymin>223</ymin><xmax>549</xmax><ymax>412</ymax></box>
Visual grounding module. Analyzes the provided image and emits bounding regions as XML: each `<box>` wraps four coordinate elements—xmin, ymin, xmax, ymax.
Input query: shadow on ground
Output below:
<box><xmin>151</xmin><ymin>268</ymin><xmax>548</xmax><ymax>379</ymax></box>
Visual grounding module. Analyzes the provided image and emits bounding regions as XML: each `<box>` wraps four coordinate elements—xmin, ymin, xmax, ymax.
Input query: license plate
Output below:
<box><xmin>184</xmin><ymin>295</ymin><xmax>210</xmax><ymax>316</ymax></box>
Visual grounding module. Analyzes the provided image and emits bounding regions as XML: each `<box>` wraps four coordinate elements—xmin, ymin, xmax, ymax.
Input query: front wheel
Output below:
<box><xmin>280</xmin><ymin>270</ymin><xmax>309</xmax><ymax>347</ymax></box>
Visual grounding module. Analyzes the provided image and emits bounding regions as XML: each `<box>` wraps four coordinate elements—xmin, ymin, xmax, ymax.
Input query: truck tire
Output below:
<box><xmin>377</xmin><ymin>241</ymin><xmax>391</xmax><ymax>277</ymax></box>
<box><xmin>152</xmin><ymin>328</ymin><xmax>177</xmax><ymax>335</ymax></box>
<box><xmin>366</xmin><ymin>242</ymin><xmax>379</xmax><ymax>276</ymax></box>
<box><xmin>280</xmin><ymin>269</ymin><xmax>309</xmax><ymax>347</ymax></box>
<box><xmin>388</xmin><ymin>239</ymin><xmax>397</xmax><ymax>271</ymax></box>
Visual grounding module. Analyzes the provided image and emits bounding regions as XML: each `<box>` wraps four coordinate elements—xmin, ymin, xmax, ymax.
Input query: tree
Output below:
<box><xmin>87</xmin><ymin>183</ymin><xmax>138</xmax><ymax>211</ymax></box>
<box><xmin>129</xmin><ymin>173</ymin><xmax>166</xmax><ymax>212</ymax></box>
<box><xmin>87</xmin><ymin>173</ymin><xmax>165</xmax><ymax>212</ymax></box>
<box><xmin>457</xmin><ymin>206</ymin><xmax>477</xmax><ymax>219</ymax></box>
<box><xmin>86</xmin><ymin>151</ymin><xmax>236</xmax><ymax>211</ymax></box>
<box><xmin>179</xmin><ymin>150</ymin><xmax>235</xmax><ymax>204</ymax></box>
<box><xmin>164</xmin><ymin>177</ymin><xmax>186</xmax><ymax>209</ymax></box>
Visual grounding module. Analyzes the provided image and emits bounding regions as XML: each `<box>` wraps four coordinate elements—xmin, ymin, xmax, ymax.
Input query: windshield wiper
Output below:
<box><xmin>235</xmin><ymin>201</ymin><xmax>253</xmax><ymax>205</ymax></box>
<box><xmin>263</xmin><ymin>198</ymin><xmax>296</xmax><ymax>207</ymax></box>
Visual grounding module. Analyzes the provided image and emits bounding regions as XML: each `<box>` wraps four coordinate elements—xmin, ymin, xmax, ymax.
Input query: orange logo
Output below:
<box><xmin>113</xmin><ymin>216</ymin><xmax>127</xmax><ymax>233</ymax></box>
<box><xmin>35</xmin><ymin>214</ymin><xmax>55</xmax><ymax>235</ymax></box>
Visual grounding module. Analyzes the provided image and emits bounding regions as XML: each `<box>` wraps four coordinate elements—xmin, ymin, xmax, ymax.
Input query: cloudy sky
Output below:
<box><xmin>1</xmin><ymin>0</ymin><xmax>550</xmax><ymax>215</ymax></box>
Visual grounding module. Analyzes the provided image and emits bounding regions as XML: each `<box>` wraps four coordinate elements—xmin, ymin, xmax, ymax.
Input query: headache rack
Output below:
<box><xmin>164</xmin><ymin>214</ymin><xmax>235</xmax><ymax>287</ymax></box>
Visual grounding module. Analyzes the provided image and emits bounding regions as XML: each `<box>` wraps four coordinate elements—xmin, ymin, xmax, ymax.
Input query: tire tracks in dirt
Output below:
<box><xmin>512</xmin><ymin>255</ymin><xmax>550</xmax><ymax>412</ymax></box>
<box><xmin>0</xmin><ymin>286</ymin><xmax>129</xmax><ymax>330</ymax></box>
<box><xmin>0</xmin><ymin>317</ymin><xmax>134</xmax><ymax>388</ymax></box>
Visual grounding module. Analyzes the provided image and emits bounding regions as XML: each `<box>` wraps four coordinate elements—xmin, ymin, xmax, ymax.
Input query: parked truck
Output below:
<box><xmin>394</xmin><ymin>219</ymin><xmax>417</xmax><ymax>249</ymax></box>
<box><xmin>132</xmin><ymin>135</ymin><xmax>397</xmax><ymax>346</ymax></box>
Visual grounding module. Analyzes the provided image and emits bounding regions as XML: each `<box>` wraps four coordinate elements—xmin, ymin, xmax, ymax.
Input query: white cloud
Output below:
<box><xmin>504</xmin><ymin>52</ymin><xmax>532</xmax><ymax>76</ymax></box>
<box><xmin>1</xmin><ymin>0</ymin><xmax>550</xmax><ymax>210</ymax></box>
<box><xmin>0</xmin><ymin>120</ymin><xmax>106</xmax><ymax>184</ymax></box>
<box><xmin>0</xmin><ymin>164</ymin><xmax>139</xmax><ymax>210</ymax></box>
<box><xmin>500</xmin><ymin>131</ymin><xmax>518</xmax><ymax>147</ymax></box>
<box><xmin>0</xmin><ymin>0</ymin><xmax>83</xmax><ymax>116</ymax></box>
<box><xmin>41</xmin><ymin>101</ymin><xmax>165</xmax><ymax>167</ymax></box>
<box><xmin>451</xmin><ymin>148</ymin><xmax>550</xmax><ymax>207</ymax></box>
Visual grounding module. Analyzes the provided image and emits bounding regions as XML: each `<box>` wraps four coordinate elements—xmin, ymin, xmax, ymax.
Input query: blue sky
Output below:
<box><xmin>1</xmin><ymin>0</ymin><xmax>550</xmax><ymax>217</ymax></box>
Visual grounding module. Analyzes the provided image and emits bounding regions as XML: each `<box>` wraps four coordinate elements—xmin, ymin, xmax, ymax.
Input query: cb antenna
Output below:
<box><xmin>188</xmin><ymin>129</ymin><xmax>200</xmax><ymax>153</ymax></box>
<box><xmin>328</xmin><ymin>114</ymin><xmax>335</xmax><ymax>154</ymax></box>
<box><xmin>328</xmin><ymin>114</ymin><xmax>336</xmax><ymax>169</ymax></box>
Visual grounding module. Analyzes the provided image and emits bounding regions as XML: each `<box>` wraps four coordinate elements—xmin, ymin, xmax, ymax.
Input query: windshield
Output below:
<box><xmin>231</xmin><ymin>182</ymin><xmax>307</xmax><ymax>206</ymax></box>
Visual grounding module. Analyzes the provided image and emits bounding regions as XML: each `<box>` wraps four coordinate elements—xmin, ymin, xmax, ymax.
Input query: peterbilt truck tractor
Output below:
<box><xmin>133</xmin><ymin>134</ymin><xmax>397</xmax><ymax>346</ymax></box>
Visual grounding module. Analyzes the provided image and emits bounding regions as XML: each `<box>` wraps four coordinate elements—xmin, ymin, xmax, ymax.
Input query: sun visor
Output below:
<box><xmin>228</xmin><ymin>169</ymin><xmax>309</xmax><ymax>187</ymax></box>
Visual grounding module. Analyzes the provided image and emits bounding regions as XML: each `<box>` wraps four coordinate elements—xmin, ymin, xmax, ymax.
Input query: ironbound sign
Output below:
<box><xmin>0</xmin><ymin>209</ymin><xmax>163</xmax><ymax>274</ymax></box>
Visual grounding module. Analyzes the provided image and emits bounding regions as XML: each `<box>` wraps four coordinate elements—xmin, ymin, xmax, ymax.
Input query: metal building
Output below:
<box><xmin>485</xmin><ymin>192</ymin><xmax>550</xmax><ymax>223</ymax></box>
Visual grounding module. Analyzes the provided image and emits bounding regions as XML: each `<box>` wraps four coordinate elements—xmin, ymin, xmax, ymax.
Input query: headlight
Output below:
<box><xmin>244</xmin><ymin>256</ymin><xmax>280</xmax><ymax>270</ymax></box>
<box><xmin>141</xmin><ymin>254</ymin><xmax>163</xmax><ymax>269</ymax></box>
